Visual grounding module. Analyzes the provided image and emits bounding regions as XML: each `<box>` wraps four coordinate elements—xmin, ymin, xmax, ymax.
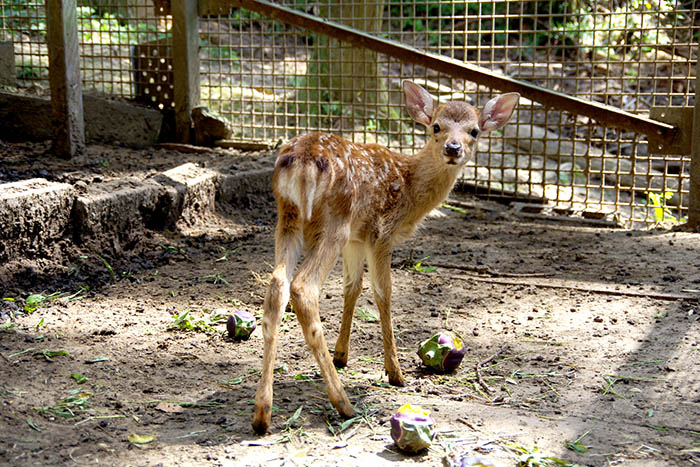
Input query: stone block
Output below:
<box><xmin>83</xmin><ymin>92</ymin><xmax>163</xmax><ymax>147</ymax></box>
<box><xmin>72</xmin><ymin>178</ymin><xmax>166</xmax><ymax>254</ymax></box>
<box><xmin>0</xmin><ymin>41</ymin><xmax>15</xmax><ymax>87</ymax></box>
<box><xmin>154</xmin><ymin>163</ymin><xmax>220</xmax><ymax>226</ymax></box>
<box><xmin>0</xmin><ymin>92</ymin><xmax>52</xmax><ymax>142</ymax></box>
<box><xmin>0</xmin><ymin>91</ymin><xmax>162</xmax><ymax>147</ymax></box>
<box><xmin>0</xmin><ymin>178</ymin><xmax>75</xmax><ymax>263</ymax></box>
<box><xmin>219</xmin><ymin>168</ymin><xmax>273</xmax><ymax>205</ymax></box>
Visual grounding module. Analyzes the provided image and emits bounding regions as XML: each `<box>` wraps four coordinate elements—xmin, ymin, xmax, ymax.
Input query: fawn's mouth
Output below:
<box><xmin>443</xmin><ymin>153</ymin><xmax>463</xmax><ymax>165</ymax></box>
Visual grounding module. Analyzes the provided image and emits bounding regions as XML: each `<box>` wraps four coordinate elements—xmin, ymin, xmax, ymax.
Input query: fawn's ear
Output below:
<box><xmin>479</xmin><ymin>93</ymin><xmax>519</xmax><ymax>132</ymax></box>
<box><xmin>403</xmin><ymin>81</ymin><xmax>435</xmax><ymax>127</ymax></box>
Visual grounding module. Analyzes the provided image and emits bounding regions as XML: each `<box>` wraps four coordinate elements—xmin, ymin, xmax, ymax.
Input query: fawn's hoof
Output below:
<box><xmin>334</xmin><ymin>398</ymin><xmax>356</xmax><ymax>419</ymax></box>
<box><xmin>388</xmin><ymin>372</ymin><xmax>405</xmax><ymax>387</ymax></box>
<box><xmin>251</xmin><ymin>418</ymin><xmax>269</xmax><ymax>435</ymax></box>
<box><xmin>332</xmin><ymin>354</ymin><xmax>348</xmax><ymax>369</ymax></box>
<box><xmin>251</xmin><ymin>405</ymin><xmax>271</xmax><ymax>435</ymax></box>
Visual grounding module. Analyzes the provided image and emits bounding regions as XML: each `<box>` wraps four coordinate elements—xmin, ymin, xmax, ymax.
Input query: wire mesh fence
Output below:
<box><xmin>1</xmin><ymin>0</ymin><xmax>698</xmax><ymax>228</ymax></box>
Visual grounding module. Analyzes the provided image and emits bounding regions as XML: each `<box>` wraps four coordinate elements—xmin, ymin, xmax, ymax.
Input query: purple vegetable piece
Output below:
<box><xmin>227</xmin><ymin>310</ymin><xmax>256</xmax><ymax>340</ymax></box>
<box><xmin>390</xmin><ymin>403</ymin><xmax>435</xmax><ymax>453</ymax></box>
<box><xmin>418</xmin><ymin>331</ymin><xmax>466</xmax><ymax>372</ymax></box>
<box><xmin>445</xmin><ymin>453</ymin><xmax>496</xmax><ymax>467</ymax></box>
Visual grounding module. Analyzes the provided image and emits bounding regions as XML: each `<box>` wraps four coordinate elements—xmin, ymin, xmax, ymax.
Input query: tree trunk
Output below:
<box><xmin>320</xmin><ymin>1</ymin><xmax>385</xmax><ymax>105</ymax></box>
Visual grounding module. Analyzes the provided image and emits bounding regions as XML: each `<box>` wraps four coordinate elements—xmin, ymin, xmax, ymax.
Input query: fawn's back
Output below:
<box><xmin>271</xmin><ymin>94</ymin><xmax>494</xmax><ymax>245</ymax></box>
<box><xmin>273</xmin><ymin>133</ymin><xmax>415</xmax><ymax>241</ymax></box>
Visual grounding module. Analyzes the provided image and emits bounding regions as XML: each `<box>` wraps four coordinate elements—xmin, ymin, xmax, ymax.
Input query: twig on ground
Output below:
<box><xmin>155</xmin><ymin>143</ymin><xmax>218</xmax><ymax>153</ymax></box>
<box><xmin>474</xmin><ymin>363</ymin><xmax>492</xmax><ymax>394</ymax></box>
<box><xmin>475</xmin><ymin>346</ymin><xmax>508</xmax><ymax>394</ymax></box>
<box><xmin>453</xmin><ymin>274</ymin><xmax>696</xmax><ymax>301</ymax></box>
<box><xmin>393</xmin><ymin>259</ymin><xmax>552</xmax><ymax>278</ymax></box>
<box><xmin>429</xmin><ymin>261</ymin><xmax>552</xmax><ymax>278</ymax></box>
<box><xmin>457</xmin><ymin>417</ymin><xmax>479</xmax><ymax>431</ymax></box>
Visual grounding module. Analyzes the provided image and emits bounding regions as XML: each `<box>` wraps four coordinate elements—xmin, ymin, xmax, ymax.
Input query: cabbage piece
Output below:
<box><xmin>390</xmin><ymin>403</ymin><xmax>435</xmax><ymax>453</ymax></box>
<box><xmin>445</xmin><ymin>453</ymin><xmax>496</xmax><ymax>467</ymax></box>
<box><xmin>227</xmin><ymin>310</ymin><xmax>256</xmax><ymax>340</ymax></box>
<box><xmin>417</xmin><ymin>332</ymin><xmax>466</xmax><ymax>372</ymax></box>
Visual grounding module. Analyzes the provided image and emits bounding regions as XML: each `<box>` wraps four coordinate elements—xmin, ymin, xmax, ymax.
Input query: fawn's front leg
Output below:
<box><xmin>334</xmin><ymin>241</ymin><xmax>366</xmax><ymax>368</ymax></box>
<box><xmin>367</xmin><ymin>243</ymin><xmax>405</xmax><ymax>386</ymax></box>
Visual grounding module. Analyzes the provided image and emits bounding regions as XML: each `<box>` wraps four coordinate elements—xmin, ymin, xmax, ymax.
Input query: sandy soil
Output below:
<box><xmin>1</xmin><ymin>142</ymin><xmax>699</xmax><ymax>466</ymax></box>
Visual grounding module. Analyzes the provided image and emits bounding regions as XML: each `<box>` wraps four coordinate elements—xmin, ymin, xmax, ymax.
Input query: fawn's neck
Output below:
<box><xmin>399</xmin><ymin>146</ymin><xmax>463</xmax><ymax>230</ymax></box>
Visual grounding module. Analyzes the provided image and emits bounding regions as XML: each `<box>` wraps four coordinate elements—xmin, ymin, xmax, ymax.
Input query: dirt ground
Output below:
<box><xmin>1</xmin><ymin>142</ymin><xmax>699</xmax><ymax>466</ymax></box>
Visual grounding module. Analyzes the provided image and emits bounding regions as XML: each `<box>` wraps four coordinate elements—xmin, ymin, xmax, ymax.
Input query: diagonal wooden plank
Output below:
<box><xmin>200</xmin><ymin>0</ymin><xmax>678</xmax><ymax>143</ymax></box>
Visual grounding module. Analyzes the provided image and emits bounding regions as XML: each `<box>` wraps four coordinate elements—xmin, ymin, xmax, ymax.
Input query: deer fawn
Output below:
<box><xmin>251</xmin><ymin>81</ymin><xmax>518</xmax><ymax>434</ymax></box>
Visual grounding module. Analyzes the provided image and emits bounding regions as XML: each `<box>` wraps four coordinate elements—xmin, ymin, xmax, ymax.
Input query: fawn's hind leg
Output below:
<box><xmin>251</xmin><ymin>215</ymin><xmax>302</xmax><ymax>435</ymax></box>
<box><xmin>289</xmin><ymin>222</ymin><xmax>356</xmax><ymax>419</ymax></box>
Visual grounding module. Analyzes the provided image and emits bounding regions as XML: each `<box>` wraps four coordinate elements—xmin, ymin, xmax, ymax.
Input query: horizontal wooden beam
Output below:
<box><xmin>201</xmin><ymin>0</ymin><xmax>678</xmax><ymax>143</ymax></box>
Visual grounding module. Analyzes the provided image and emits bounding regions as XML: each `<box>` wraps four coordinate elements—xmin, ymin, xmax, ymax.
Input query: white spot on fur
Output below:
<box><xmin>276</xmin><ymin>170</ymin><xmax>304</xmax><ymax>215</ymax></box>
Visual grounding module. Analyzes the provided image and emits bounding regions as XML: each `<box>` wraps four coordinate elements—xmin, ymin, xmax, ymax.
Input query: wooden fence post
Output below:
<box><xmin>172</xmin><ymin>0</ymin><xmax>200</xmax><ymax>143</ymax></box>
<box><xmin>690</xmin><ymin>55</ymin><xmax>700</xmax><ymax>228</ymax></box>
<box><xmin>46</xmin><ymin>0</ymin><xmax>85</xmax><ymax>159</ymax></box>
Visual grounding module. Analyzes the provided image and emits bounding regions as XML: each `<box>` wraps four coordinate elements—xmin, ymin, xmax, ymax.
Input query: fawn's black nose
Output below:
<box><xmin>445</xmin><ymin>141</ymin><xmax>462</xmax><ymax>158</ymax></box>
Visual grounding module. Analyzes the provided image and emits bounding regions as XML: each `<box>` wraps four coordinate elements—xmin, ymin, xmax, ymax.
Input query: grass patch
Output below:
<box><xmin>169</xmin><ymin>309</ymin><xmax>228</xmax><ymax>335</ymax></box>
<box><xmin>35</xmin><ymin>389</ymin><xmax>91</xmax><ymax>419</ymax></box>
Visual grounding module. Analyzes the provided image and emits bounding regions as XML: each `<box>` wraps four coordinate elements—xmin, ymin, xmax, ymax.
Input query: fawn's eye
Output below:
<box><xmin>470</xmin><ymin>128</ymin><xmax>480</xmax><ymax>138</ymax></box>
<box><xmin>432</xmin><ymin>124</ymin><xmax>441</xmax><ymax>134</ymax></box>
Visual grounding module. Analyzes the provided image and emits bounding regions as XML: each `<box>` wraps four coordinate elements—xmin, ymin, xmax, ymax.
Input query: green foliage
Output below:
<box><xmin>95</xmin><ymin>254</ymin><xmax>115</xmax><ymax>280</ymax></box>
<box><xmin>553</xmin><ymin>0</ymin><xmax>680</xmax><ymax>60</ymax></box>
<box><xmin>37</xmin><ymin>349</ymin><xmax>69</xmax><ymax>361</ymax></box>
<box><xmin>508</xmin><ymin>442</ymin><xmax>576</xmax><ymax>466</ymax></box>
<box><xmin>412</xmin><ymin>256</ymin><xmax>437</xmax><ymax>274</ymax></box>
<box><xmin>74</xmin><ymin>6</ymin><xmax>164</xmax><ymax>45</ymax></box>
<box><xmin>201</xmin><ymin>41</ymin><xmax>240</xmax><ymax>62</ymax></box>
<box><xmin>283</xmin><ymin>405</ymin><xmax>304</xmax><ymax>430</ymax></box>
<box><xmin>169</xmin><ymin>309</ymin><xmax>227</xmax><ymax>335</ymax></box>
<box><xmin>201</xmin><ymin>273</ymin><xmax>230</xmax><ymax>286</ymax></box>
<box><xmin>382</xmin><ymin>0</ymin><xmax>683</xmax><ymax>56</ymax></box>
<box><xmin>71</xmin><ymin>373</ymin><xmax>88</xmax><ymax>384</ymax></box>
<box><xmin>356</xmin><ymin>307</ymin><xmax>379</xmax><ymax>323</ymax></box>
<box><xmin>386</xmin><ymin>1</ymin><xmax>557</xmax><ymax>48</ymax></box>
<box><xmin>24</xmin><ymin>292</ymin><xmax>62</xmax><ymax>313</ymax></box>
<box><xmin>646</xmin><ymin>191</ymin><xmax>685</xmax><ymax>224</ymax></box>
<box><xmin>386</xmin><ymin>0</ymin><xmax>467</xmax><ymax>32</ymax></box>
<box><xmin>1</xmin><ymin>0</ymin><xmax>46</xmax><ymax>37</ymax></box>
<box><xmin>286</xmin><ymin>73</ymin><xmax>349</xmax><ymax>123</ymax></box>
<box><xmin>564</xmin><ymin>430</ymin><xmax>590</xmax><ymax>453</ymax></box>
<box><xmin>17</xmin><ymin>64</ymin><xmax>46</xmax><ymax>79</ymax></box>
<box><xmin>35</xmin><ymin>389</ymin><xmax>91</xmax><ymax>418</ymax></box>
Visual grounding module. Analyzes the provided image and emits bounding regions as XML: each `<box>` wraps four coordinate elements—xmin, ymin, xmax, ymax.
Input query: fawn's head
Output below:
<box><xmin>403</xmin><ymin>81</ymin><xmax>519</xmax><ymax>166</ymax></box>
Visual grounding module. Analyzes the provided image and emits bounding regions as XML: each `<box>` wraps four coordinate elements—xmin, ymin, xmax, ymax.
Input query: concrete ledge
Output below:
<box><xmin>154</xmin><ymin>163</ymin><xmax>220</xmax><ymax>227</ymax></box>
<box><xmin>0</xmin><ymin>41</ymin><xmax>15</xmax><ymax>87</ymax></box>
<box><xmin>0</xmin><ymin>91</ymin><xmax>163</xmax><ymax>148</ymax></box>
<box><xmin>0</xmin><ymin>162</ymin><xmax>277</xmax><ymax>267</ymax></box>
<box><xmin>0</xmin><ymin>179</ymin><xmax>75</xmax><ymax>263</ymax></box>
<box><xmin>83</xmin><ymin>93</ymin><xmax>163</xmax><ymax>147</ymax></box>
<box><xmin>73</xmin><ymin>178</ymin><xmax>163</xmax><ymax>254</ymax></box>
<box><xmin>219</xmin><ymin>168</ymin><xmax>273</xmax><ymax>204</ymax></box>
